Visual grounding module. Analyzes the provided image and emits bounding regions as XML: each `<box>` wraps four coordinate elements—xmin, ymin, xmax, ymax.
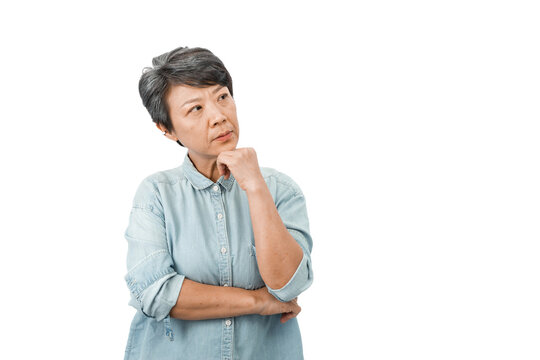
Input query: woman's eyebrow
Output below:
<box><xmin>213</xmin><ymin>85</ymin><xmax>225</xmax><ymax>93</ymax></box>
<box><xmin>181</xmin><ymin>86</ymin><xmax>225</xmax><ymax>107</ymax></box>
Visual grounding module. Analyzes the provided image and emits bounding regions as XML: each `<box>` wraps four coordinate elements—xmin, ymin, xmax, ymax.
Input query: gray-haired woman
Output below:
<box><xmin>124</xmin><ymin>46</ymin><xmax>314</xmax><ymax>359</ymax></box>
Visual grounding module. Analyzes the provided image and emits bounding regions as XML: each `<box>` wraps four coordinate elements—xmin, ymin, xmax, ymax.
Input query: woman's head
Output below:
<box><xmin>138</xmin><ymin>46</ymin><xmax>238</xmax><ymax>155</ymax></box>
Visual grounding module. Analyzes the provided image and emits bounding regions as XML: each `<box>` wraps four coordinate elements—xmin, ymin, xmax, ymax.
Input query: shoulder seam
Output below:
<box><xmin>264</xmin><ymin>173</ymin><xmax>302</xmax><ymax>198</ymax></box>
<box><xmin>145</xmin><ymin>167</ymin><xmax>183</xmax><ymax>186</ymax></box>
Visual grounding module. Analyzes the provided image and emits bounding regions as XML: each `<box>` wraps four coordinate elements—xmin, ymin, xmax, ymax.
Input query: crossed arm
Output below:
<box><xmin>125</xmin><ymin>177</ymin><xmax>313</xmax><ymax>322</ymax></box>
<box><xmin>168</xmin><ymin>183</ymin><xmax>305</xmax><ymax>321</ymax></box>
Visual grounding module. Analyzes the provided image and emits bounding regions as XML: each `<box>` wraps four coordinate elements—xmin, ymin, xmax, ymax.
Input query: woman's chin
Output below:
<box><xmin>219</xmin><ymin>139</ymin><xmax>238</xmax><ymax>151</ymax></box>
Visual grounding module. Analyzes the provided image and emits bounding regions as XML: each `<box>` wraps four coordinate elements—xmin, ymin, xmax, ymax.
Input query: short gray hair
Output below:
<box><xmin>138</xmin><ymin>46</ymin><xmax>234</xmax><ymax>147</ymax></box>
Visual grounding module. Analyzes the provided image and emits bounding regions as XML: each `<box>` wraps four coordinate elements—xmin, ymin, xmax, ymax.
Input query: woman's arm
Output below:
<box><xmin>214</xmin><ymin>149</ymin><xmax>313</xmax><ymax>302</ymax></box>
<box><xmin>169</xmin><ymin>278</ymin><xmax>301</xmax><ymax>322</ymax></box>
<box><xmin>245</xmin><ymin>176</ymin><xmax>314</xmax><ymax>303</ymax></box>
<box><xmin>246</xmin><ymin>184</ymin><xmax>304</xmax><ymax>289</ymax></box>
<box><xmin>125</xmin><ymin>177</ymin><xmax>301</xmax><ymax>322</ymax></box>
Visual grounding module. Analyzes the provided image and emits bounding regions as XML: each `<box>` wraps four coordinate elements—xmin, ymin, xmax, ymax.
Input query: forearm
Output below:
<box><xmin>169</xmin><ymin>278</ymin><xmax>258</xmax><ymax>320</ymax></box>
<box><xmin>246</xmin><ymin>184</ymin><xmax>304</xmax><ymax>290</ymax></box>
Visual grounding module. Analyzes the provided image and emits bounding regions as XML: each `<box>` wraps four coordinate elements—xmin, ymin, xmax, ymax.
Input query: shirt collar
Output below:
<box><xmin>182</xmin><ymin>152</ymin><xmax>235</xmax><ymax>191</ymax></box>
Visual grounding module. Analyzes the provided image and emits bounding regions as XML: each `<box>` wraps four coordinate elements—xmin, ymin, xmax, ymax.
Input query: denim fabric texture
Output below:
<box><xmin>124</xmin><ymin>152</ymin><xmax>314</xmax><ymax>360</ymax></box>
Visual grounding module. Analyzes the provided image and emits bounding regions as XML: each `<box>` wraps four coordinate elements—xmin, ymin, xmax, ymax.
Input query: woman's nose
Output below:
<box><xmin>211</xmin><ymin>116</ymin><xmax>226</xmax><ymax>127</ymax></box>
<box><xmin>207</xmin><ymin>104</ymin><xmax>227</xmax><ymax>126</ymax></box>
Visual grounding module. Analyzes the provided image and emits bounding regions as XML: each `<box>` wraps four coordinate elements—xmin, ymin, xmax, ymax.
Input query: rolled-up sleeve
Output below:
<box><xmin>266</xmin><ymin>187</ymin><xmax>314</xmax><ymax>302</ymax></box>
<box><xmin>124</xmin><ymin>178</ymin><xmax>185</xmax><ymax>321</ymax></box>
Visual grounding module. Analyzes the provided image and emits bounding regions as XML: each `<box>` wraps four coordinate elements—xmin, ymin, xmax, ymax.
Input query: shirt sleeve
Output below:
<box><xmin>265</xmin><ymin>175</ymin><xmax>314</xmax><ymax>302</ymax></box>
<box><xmin>123</xmin><ymin>177</ymin><xmax>186</xmax><ymax>321</ymax></box>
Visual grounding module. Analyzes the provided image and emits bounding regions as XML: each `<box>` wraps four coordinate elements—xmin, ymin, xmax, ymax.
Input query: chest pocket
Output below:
<box><xmin>248</xmin><ymin>244</ymin><xmax>265</xmax><ymax>289</ymax></box>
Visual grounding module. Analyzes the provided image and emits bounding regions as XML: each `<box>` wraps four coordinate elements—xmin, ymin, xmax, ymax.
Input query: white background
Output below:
<box><xmin>1</xmin><ymin>1</ymin><xmax>539</xmax><ymax>359</ymax></box>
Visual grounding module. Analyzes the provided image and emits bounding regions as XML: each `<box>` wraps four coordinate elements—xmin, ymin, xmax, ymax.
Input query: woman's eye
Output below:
<box><xmin>190</xmin><ymin>105</ymin><xmax>202</xmax><ymax>113</ymax></box>
<box><xmin>219</xmin><ymin>93</ymin><xmax>228</xmax><ymax>101</ymax></box>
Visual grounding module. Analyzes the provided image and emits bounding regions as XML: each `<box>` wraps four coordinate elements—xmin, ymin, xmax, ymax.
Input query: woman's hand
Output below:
<box><xmin>253</xmin><ymin>286</ymin><xmax>301</xmax><ymax>324</ymax></box>
<box><xmin>216</xmin><ymin>148</ymin><xmax>266</xmax><ymax>193</ymax></box>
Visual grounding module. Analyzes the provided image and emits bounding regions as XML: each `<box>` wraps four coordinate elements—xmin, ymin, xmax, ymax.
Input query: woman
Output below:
<box><xmin>124</xmin><ymin>46</ymin><xmax>314</xmax><ymax>360</ymax></box>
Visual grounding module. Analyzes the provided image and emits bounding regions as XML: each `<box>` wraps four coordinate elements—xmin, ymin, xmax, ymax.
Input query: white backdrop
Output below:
<box><xmin>1</xmin><ymin>1</ymin><xmax>539</xmax><ymax>359</ymax></box>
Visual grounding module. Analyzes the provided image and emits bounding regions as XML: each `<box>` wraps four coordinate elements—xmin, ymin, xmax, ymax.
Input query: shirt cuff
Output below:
<box><xmin>139</xmin><ymin>273</ymin><xmax>186</xmax><ymax>321</ymax></box>
<box><xmin>266</xmin><ymin>251</ymin><xmax>313</xmax><ymax>302</ymax></box>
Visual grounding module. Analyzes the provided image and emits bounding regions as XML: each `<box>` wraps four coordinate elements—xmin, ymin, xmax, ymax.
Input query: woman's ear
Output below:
<box><xmin>155</xmin><ymin>123</ymin><xmax>165</xmax><ymax>133</ymax></box>
<box><xmin>156</xmin><ymin>123</ymin><xmax>178</xmax><ymax>141</ymax></box>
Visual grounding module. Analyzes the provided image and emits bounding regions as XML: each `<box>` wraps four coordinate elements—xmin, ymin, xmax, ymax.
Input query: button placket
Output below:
<box><xmin>209</xmin><ymin>184</ymin><xmax>233</xmax><ymax>359</ymax></box>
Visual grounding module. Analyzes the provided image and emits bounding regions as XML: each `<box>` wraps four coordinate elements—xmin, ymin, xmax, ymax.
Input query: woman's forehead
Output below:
<box><xmin>166</xmin><ymin>84</ymin><xmax>226</xmax><ymax>104</ymax></box>
<box><xmin>169</xmin><ymin>83</ymin><xmax>224</xmax><ymax>97</ymax></box>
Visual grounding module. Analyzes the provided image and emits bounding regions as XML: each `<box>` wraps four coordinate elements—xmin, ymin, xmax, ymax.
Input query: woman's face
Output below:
<box><xmin>162</xmin><ymin>83</ymin><xmax>239</xmax><ymax>158</ymax></box>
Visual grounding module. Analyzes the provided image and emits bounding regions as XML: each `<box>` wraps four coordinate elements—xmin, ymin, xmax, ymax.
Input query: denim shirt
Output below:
<box><xmin>123</xmin><ymin>152</ymin><xmax>314</xmax><ymax>360</ymax></box>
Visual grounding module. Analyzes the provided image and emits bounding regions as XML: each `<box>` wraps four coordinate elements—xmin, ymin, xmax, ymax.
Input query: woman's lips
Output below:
<box><xmin>215</xmin><ymin>131</ymin><xmax>232</xmax><ymax>141</ymax></box>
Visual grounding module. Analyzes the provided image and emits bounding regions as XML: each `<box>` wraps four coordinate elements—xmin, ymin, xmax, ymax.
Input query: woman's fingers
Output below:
<box><xmin>257</xmin><ymin>286</ymin><xmax>301</xmax><ymax>320</ymax></box>
<box><xmin>280</xmin><ymin>310</ymin><xmax>299</xmax><ymax>323</ymax></box>
<box><xmin>280</xmin><ymin>312</ymin><xmax>294</xmax><ymax>323</ymax></box>
<box><xmin>280</xmin><ymin>304</ymin><xmax>301</xmax><ymax>323</ymax></box>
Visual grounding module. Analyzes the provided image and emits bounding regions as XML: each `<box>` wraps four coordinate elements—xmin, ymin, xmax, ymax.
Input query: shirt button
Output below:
<box><xmin>217</xmin><ymin>213</ymin><xmax>223</xmax><ymax>219</ymax></box>
<box><xmin>213</xmin><ymin>185</ymin><xmax>219</xmax><ymax>191</ymax></box>
<box><xmin>225</xmin><ymin>319</ymin><xmax>232</xmax><ymax>326</ymax></box>
<box><xmin>221</xmin><ymin>247</ymin><xmax>227</xmax><ymax>254</ymax></box>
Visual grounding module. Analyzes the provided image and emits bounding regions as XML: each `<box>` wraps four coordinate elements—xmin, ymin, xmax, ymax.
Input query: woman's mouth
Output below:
<box><xmin>215</xmin><ymin>131</ymin><xmax>232</xmax><ymax>141</ymax></box>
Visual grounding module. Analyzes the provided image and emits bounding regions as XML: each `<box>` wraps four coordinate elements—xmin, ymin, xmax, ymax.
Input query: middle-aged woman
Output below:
<box><xmin>123</xmin><ymin>46</ymin><xmax>314</xmax><ymax>360</ymax></box>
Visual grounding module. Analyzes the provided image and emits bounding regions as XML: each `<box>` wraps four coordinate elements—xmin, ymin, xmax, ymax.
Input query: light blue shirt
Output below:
<box><xmin>123</xmin><ymin>152</ymin><xmax>314</xmax><ymax>360</ymax></box>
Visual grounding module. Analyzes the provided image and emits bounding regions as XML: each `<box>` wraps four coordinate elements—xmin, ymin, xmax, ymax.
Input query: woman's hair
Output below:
<box><xmin>138</xmin><ymin>46</ymin><xmax>234</xmax><ymax>147</ymax></box>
